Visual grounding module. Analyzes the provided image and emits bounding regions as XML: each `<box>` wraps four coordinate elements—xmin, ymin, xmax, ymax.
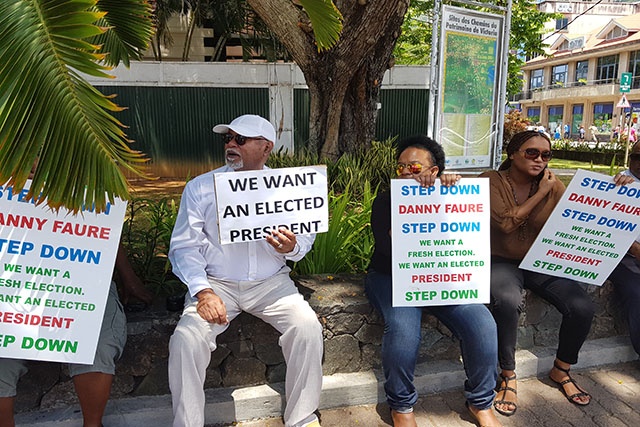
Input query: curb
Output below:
<box><xmin>15</xmin><ymin>336</ymin><xmax>636</xmax><ymax>427</ymax></box>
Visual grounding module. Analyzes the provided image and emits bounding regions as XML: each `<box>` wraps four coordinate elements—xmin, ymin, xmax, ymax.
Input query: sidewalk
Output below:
<box><xmin>14</xmin><ymin>336</ymin><xmax>638</xmax><ymax>427</ymax></box>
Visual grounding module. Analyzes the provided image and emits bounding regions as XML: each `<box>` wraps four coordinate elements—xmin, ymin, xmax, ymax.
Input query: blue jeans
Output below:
<box><xmin>609</xmin><ymin>256</ymin><xmax>640</xmax><ymax>356</ymax></box>
<box><xmin>365</xmin><ymin>270</ymin><xmax>498</xmax><ymax>411</ymax></box>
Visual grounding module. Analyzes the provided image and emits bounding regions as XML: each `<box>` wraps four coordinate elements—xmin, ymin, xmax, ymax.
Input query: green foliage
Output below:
<box><xmin>268</xmin><ymin>139</ymin><xmax>397</xmax><ymax>196</ymax></box>
<box><xmin>121</xmin><ymin>197</ymin><xmax>185</xmax><ymax>296</ymax></box>
<box><xmin>0</xmin><ymin>0</ymin><xmax>152</xmax><ymax>213</ymax></box>
<box><xmin>393</xmin><ymin>2</ymin><xmax>432</xmax><ymax>65</ymax></box>
<box><xmin>293</xmin><ymin>182</ymin><xmax>376</xmax><ymax>275</ymax></box>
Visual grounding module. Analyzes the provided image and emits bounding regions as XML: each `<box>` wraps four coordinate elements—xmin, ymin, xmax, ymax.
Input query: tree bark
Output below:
<box><xmin>247</xmin><ymin>0</ymin><xmax>409</xmax><ymax>160</ymax></box>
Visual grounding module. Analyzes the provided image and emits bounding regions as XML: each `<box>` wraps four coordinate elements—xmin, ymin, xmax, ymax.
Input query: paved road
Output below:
<box><xmin>222</xmin><ymin>362</ymin><xmax>640</xmax><ymax>427</ymax></box>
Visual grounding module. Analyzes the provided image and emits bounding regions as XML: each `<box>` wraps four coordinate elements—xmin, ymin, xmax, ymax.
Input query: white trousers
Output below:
<box><xmin>168</xmin><ymin>270</ymin><xmax>323</xmax><ymax>427</ymax></box>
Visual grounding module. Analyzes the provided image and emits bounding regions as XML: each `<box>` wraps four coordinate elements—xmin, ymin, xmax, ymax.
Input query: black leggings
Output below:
<box><xmin>490</xmin><ymin>260</ymin><xmax>595</xmax><ymax>371</ymax></box>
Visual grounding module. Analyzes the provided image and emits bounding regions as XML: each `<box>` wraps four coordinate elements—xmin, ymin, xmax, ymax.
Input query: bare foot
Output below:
<box><xmin>391</xmin><ymin>410</ymin><xmax>418</xmax><ymax>427</ymax></box>
<box><xmin>467</xmin><ymin>403</ymin><xmax>503</xmax><ymax>427</ymax></box>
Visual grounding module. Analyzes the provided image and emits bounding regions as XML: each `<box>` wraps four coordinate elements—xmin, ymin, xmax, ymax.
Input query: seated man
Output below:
<box><xmin>608</xmin><ymin>141</ymin><xmax>640</xmax><ymax>356</ymax></box>
<box><xmin>0</xmin><ymin>246</ymin><xmax>151</xmax><ymax>427</ymax></box>
<box><xmin>168</xmin><ymin>115</ymin><xmax>323</xmax><ymax>427</ymax></box>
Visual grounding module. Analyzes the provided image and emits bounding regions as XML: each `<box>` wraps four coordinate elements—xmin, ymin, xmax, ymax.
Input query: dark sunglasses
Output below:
<box><xmin>222</xmin><ymin>133</ymin><xmax>265</xmax><ymax>146</ymax></box>
<box><xmin>396</xmin><ymin>162</ymin><xmax>424</xmax><ymax>176</ymax></box>
<box><xmin>519</xmin><ymin>148</ymin><xmax>552</xmax><ymax>161</ymax></box>
<box><xmin>630</xmin><ymin>153</ymin><xmax>640</xmax><ymax>162</ymax></box>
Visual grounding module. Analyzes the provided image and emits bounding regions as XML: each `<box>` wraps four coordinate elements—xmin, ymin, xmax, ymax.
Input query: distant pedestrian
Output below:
<box><xmin>578</xmin><ymin>125</ymin><xmax>585</xmax><ymax>142</ymax></box>
<box><xmin>564</xmin><ymin>123</ymin><xmax>570</xmax><ymax>139</ymax></box>
<box><xmin>589</xmin><ymin>124</ymin><xmax>598</xmax><ymax>145</ymax></box>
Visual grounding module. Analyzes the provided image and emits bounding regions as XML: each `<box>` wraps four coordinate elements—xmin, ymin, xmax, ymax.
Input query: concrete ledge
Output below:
<box><xmin>15</xmin><ymin>336</ymin><xmax>636</xmax><ymax>427</ymax></box>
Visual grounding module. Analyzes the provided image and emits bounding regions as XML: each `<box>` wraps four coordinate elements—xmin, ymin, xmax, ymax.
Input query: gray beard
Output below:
<box><xmin>226</xmin><ymin>158</ymin><xmax>243</xmax><ymax>170</ymax></box>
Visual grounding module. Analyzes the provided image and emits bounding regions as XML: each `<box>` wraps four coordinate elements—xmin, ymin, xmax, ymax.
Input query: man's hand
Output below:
<box><xmin>613</xmin><ymin>172</ymin><xmax>635</xmax><ymax>187</ymax></box>
<box><xmin>196</xmin><ymin>289</ymin><xmax>228</xmax><ymax>324</ymax></box>
<box><xmin>266</xmin><ymin>227</ymin><xmax>297</xmax><ymax>253</ymax></box>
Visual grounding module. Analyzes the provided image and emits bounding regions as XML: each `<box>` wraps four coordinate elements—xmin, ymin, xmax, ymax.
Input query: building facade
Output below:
<box><xmin>517</xmin><ymin>3</ymin><xmax>640</xmax><ymax>140</ymax></box>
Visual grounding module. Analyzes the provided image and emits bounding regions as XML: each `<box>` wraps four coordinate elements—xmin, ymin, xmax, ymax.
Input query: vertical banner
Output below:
<box><xmin>437</xmin><ymin>6</ymin><xmax>504</xmax><ymax>170</ymax></box>
<box><xmin>0</xmin><ymin>181</ymin><xmax>126</xmax><ymax>363</ymax></box>
<box><xmin>520</xmin><ymin>170</ymin><xmax>640</xmax><ymax>285</ymax></box>
<box><xmin>390</xmin><ymin>178</ymin><xmax>491</xmax><ymax>307</ymax></box>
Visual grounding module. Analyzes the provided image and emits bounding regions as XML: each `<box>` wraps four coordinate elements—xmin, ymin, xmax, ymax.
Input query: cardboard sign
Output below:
<box><xmin>520</xmin><ymin>169</ymin><xmax>640</xmax><ymax>285</ymax></box>
<box><xmin>214</xmin><ymin>166</ymin><xmax>328</xmax><ymax>244</ymax></box>
<box><xmin>0</xmin><ymin>181</ymin><xmax>126</xmax><ymax>363</ymax></box>
<box><xmin>391</xmin><ymin>178</ymin><xmax>491</xmax><ymax>307</ymax></box>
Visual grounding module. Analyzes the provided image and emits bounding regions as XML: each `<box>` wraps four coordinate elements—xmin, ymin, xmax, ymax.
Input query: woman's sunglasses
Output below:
<box><xmin>222</xmin><ymin>133</ymin><xmax>266</xmax><ymax>146</ymax></box>
<box><xmin>519</xmin><ymin>148</ymin><xmax>552</xmax><ymax>161</ymax></box>
<box><xmin>396</xmin><ymin>162</ymin><xmax>424</xmax><ymax>176</ymax></box>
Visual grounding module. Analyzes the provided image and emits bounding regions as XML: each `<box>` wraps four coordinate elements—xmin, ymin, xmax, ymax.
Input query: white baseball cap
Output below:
<box><xmin>212</xmin><ymin>114</ymin><xmax>276</xmax><ymax>142</ymax></box>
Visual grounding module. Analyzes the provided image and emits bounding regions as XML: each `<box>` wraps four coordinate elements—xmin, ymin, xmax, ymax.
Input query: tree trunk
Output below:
<box><xmin>247</xmin><ymin>0</ymin><xmax>409</xmax><ymax>160</ymax></box>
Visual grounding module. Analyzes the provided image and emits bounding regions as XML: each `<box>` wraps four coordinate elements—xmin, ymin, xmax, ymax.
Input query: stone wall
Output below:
<box><xmin>13</xmin><ymin>274</ymin><xmax>627</xmax><ymax>414</ymax></box>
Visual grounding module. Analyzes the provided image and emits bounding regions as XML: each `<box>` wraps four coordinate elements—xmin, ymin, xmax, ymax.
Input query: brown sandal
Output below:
<box><xmin>549</xmin><ymin>362</ymin><xmax>591</xmax><ymax>406</ymax></box>
<box><xmin>493</xmin><ymin>373</ymin><xmax>517</xmax><ymax>416</ymax></box>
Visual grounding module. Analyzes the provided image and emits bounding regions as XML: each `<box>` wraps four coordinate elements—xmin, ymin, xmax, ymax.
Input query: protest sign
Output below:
<box><xmin>520</xmin><ymin>169</ymin><xmax>640</xmax><ymax>285</ymax></box>
<box><xmin>0</xmin><ymin>181</ymin><xmax>126</xmax><ymax>363</ymax></box>
<box><xmin>391</xmin><ymin>178</ymin><xmax>491</xmax><ymax>307</ymax></box>
<box><xmin>214</xmin><ymin>166</ymin><xmax>328</xmax><ymax>244</ymax></box>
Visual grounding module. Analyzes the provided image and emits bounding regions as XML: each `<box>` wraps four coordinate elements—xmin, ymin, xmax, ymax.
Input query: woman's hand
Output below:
<box><xmin>439</xmin><ymin>173</ymin><xmax>462</xmax><ymax>187</ymax></box>
<box><xmin>537</xmin><ymin>168</ymin><xmax>557</xmax><ymax>194</ymax></box>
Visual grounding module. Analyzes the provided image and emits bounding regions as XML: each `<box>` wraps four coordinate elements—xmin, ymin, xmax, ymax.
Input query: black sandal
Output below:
<box><xmin>549</xmin><ymin>362</ymin><xmax>591</xmax><ymax>406</ymax></box>
<box><xmin>493</xmin><ymin>373</ymin><xmax>517</xmax><ymax>416</ymax></box>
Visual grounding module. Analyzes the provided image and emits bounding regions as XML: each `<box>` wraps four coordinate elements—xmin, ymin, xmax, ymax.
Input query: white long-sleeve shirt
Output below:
<box><xmin>169</xmin><ymin>165</ymin><xmax>315</xmax><ymax>297</ymax></box>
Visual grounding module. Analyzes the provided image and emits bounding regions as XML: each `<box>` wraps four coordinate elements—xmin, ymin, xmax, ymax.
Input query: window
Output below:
<box><xmin>527</xmin><ymin>107</ymin><xmax>540</xmax><ymax>125</ymax></box>
<box><xmin>571</xmin><ymin>104</ymin><xmax>583</xmax><ymax>136</ymax></box>
<box><xmin>552</xmin><ymin>64</ymin><xmax>568</xmax><ymax>86</ymax></box>
<box><xmin>555</xmin><ymin>18</ymin><xmax>569</xmax><ymax>31</ymax></box>
<box><xmin>575</xmin><ymin>60</ymin><xmax>588</xmax><ymax>83</ymax></box>
<box><xmin>596</xmin><ymin>55</ymin><xmax>618</xmax><ymax>84</ymax></box>
<box><xmin>593</xmin><ymin>103</ymin><xmax>614</xmax><ymax>133</ymax></box>
<box><xmin>530</xmin><ymin>69</ymin><xmax>544</xmax><ymax>89</ymax></box>
<box><xmin>606</xmin><ymin>26</ymin><xmax>628</xmax><ymax>41</ymax></box>
<box><xmin>548</xmin><ymin>106</ymin><xmax>564</xmax><ymax>134</ymax></box>
<box><xmin>558</xmin><ymin>40</ymin><xmax>570</xmax><ymax>51</ymax></box>
<box><xmin>629</xmin><ymin>50</ymin><xmax>640</xmax><ymax>89</ymax></box>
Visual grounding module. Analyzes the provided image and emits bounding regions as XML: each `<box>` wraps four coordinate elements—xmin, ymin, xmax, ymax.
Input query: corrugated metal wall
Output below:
<box><xmin>100</xmin><ymin>86</ymin><xmax>428</xmax><ymax>178</ymax></box>
<box><xmin>98</xmin><ymin>86</ymin><xmax>269</xmax><ymax>178</ymax></box>
<box><xmin>293</xmin><ymin>89</ymin><xmax>430</xmax><ymax>149</ymax></box>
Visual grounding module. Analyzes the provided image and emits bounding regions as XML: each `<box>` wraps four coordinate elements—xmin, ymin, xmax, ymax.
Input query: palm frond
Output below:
<box><xmin>298</xmin><ymin>0</ymin><xmax>342</xmax><ymax>51</ymax></box>
<box><xmin>0</xmin><ymin>0</ymin><xmax>149</xmax><ymax>212</ymax></box>
<box><xmin>91</xmin><ymin>0</ymin><xmax>154</xmax><ymax>67</ymax></box>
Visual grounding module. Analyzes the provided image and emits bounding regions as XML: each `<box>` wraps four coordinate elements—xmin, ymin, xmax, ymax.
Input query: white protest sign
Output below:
<box><xmin>0</xmin><ymin>181</ymin><xmax>126</xmax><ymax>363</ymax></box>
<box><xmin>214</xmin><ymin>166</ymin><xmax>328</xmax><ymax>244</ymax></box>
<box><xmin>520</xmin><ymin>169</ymin><xmax>640</xmax><ymax>285</ymax></box>
<box><xmin>391</xmin><ymin>178</ymin><xmax>491</xmax><ymax>307</ymax></box>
